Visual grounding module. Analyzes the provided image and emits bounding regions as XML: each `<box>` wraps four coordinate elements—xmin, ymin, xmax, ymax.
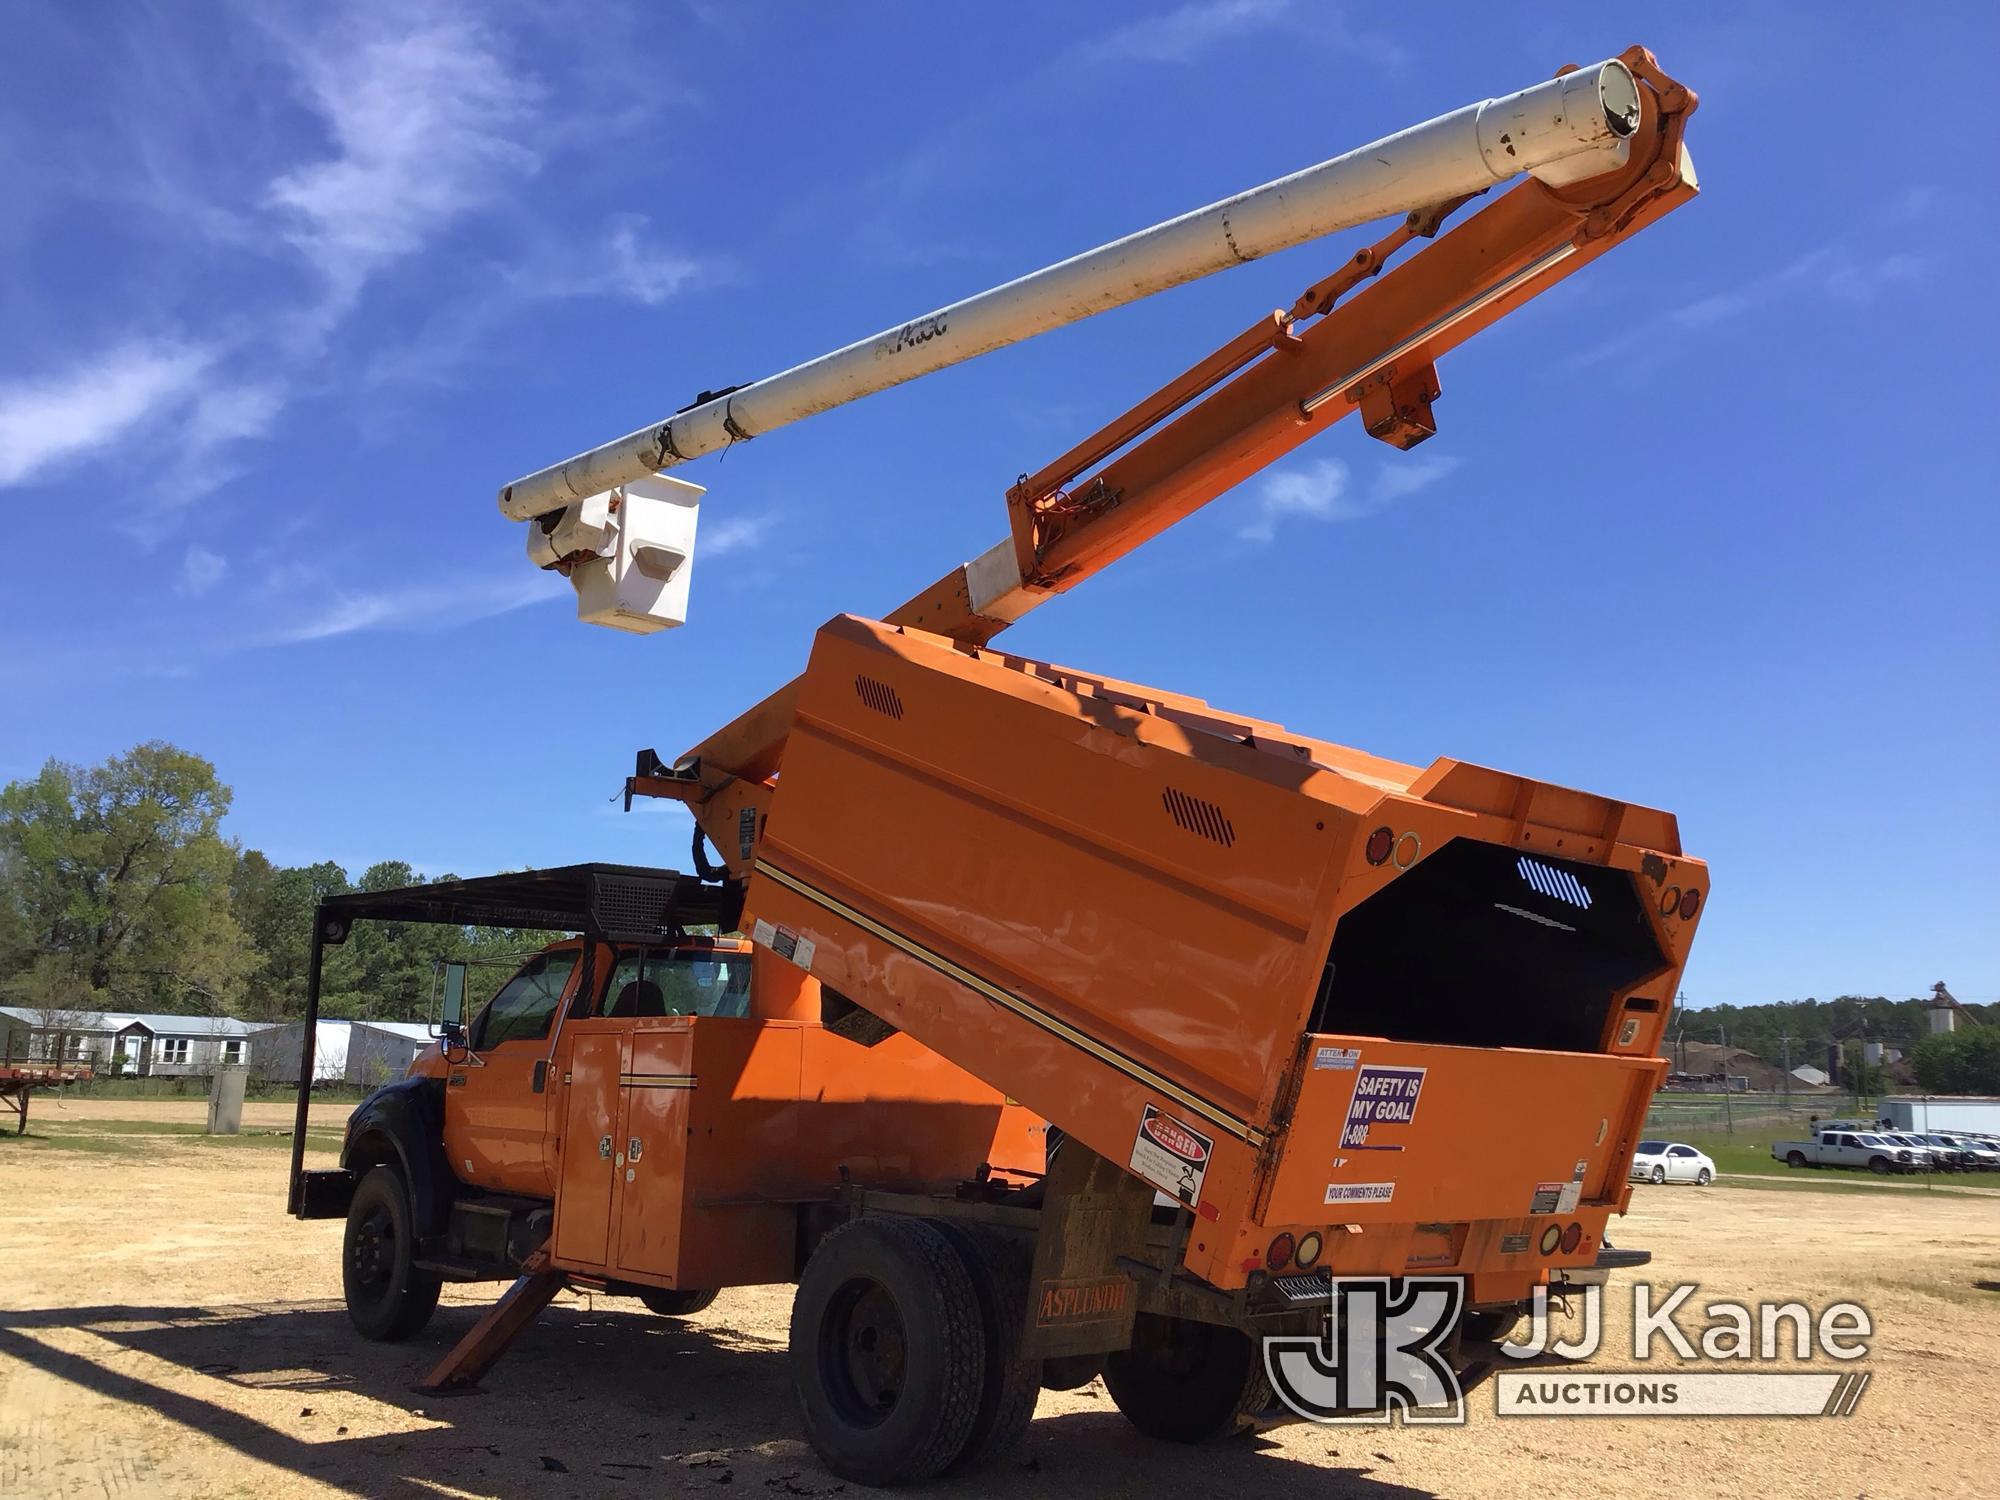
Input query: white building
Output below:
<box><xmin>250</xmin><ymin>1019</ymin><xmax>436</xmax><ymax>1088</ymax></box>
<box><xmin>0</xmin><ymin>1006</ymin><xmax>266</xmax><ymax>1077</ymax></box>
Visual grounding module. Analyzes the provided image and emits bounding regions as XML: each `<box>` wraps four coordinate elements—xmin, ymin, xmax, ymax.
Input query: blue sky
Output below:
<box><xmin>2</xmin><ymin>3</ymin><xmax>1994</xmax><ymax>1010</ymax></box>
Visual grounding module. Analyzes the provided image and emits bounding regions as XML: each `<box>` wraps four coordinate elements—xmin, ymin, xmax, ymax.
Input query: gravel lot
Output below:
<box><xmin>2</xmin><ymin>1099</ymin><xmax>1995</xmax><ymax>1498</ymax></box>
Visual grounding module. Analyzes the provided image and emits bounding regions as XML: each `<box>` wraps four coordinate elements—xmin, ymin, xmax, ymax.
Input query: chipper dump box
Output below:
<box><xmin>747</xmin><ymin>614</ymin><xmax>1700</xmax><ymax>1308</ymax></box>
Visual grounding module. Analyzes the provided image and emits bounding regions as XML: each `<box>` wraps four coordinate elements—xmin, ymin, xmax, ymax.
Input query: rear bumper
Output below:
<box><xmin>1557</xmin><ymin>1242</ymin><xmax>1651</xmax><ymax>1289</ymax></box>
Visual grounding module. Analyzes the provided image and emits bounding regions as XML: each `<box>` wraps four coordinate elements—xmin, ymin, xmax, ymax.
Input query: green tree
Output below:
<box><xmin>233</xmin><ymin>853</ymin><xmax>352</xmax><ymax>1020</ymax></box>
<box><xmin>1911</xmin><ymin>1028</ymin><xmax>2000</xmax><ymax>1094</ymax></box>
<box><xmin>0</xmin><ymin>744</ymin><xmax>254</xmax><ymax>1014</ymax></box>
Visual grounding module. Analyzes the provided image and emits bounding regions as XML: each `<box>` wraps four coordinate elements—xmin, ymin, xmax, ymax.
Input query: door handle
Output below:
<box><xmin>532</xmin><ymin>1060</ymin><xmax>549</xmax><ymax>1093</ymax></box>
<box><xmin>627</xmin><ymin>1137</ymin><xmax>643</xmax><ymax>1163</ymax></box>
<box><xmin>598</xmin><ymin>1135</ymin><xmax>613</xmax><ymax>1159</ymax></box>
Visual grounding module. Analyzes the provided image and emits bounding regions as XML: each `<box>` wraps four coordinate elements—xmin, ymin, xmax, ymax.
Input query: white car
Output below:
<box><xmin>1630</xmin><ymin>1140</ymin><xmax>1716</xmax><ymax>1185</ymax></box>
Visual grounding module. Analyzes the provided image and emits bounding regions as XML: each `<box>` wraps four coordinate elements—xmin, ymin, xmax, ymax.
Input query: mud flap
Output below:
<box><xmin>1021</xmin><ymin>1143</ymin><xmax>1151</xmax><ymax>1361</ymax></box>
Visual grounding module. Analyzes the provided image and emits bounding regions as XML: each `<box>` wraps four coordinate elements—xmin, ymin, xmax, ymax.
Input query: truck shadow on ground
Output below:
<box><xmin>0</xmin><ymin>1296</ymin><xmax>1441</xmax><ymax>1498</ymax></box>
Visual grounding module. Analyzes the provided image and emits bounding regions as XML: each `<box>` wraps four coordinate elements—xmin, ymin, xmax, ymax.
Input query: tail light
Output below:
<box><xmin>1365</xmin><ymin>827</ymin><xmax>1394</xmax><ymax>865</ymax></box>
<box><xmin>1560</xmin><ymin>1221</ymin><xmax>1583</xmax><ymax>1255</ymax></box>
<box><xmin>1266</xmin><ymin>1232</ymin><xmax>1296</xmax><ymax>1271</ymax></box>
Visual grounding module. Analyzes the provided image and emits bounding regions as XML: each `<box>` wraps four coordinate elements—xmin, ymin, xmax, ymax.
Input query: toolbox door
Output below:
<box><xmin>614</xmin><ymin>1027</ymin><xmax>695</xmax><ymax>1280</ymax></box>
<box><xmin>552</xmin><ymin>1030</ymin><xmax>624</xmax><ymax>1268</ymax></box>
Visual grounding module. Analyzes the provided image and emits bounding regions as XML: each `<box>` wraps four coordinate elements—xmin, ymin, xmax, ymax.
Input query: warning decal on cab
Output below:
<box><xmin>1128</xmin><ymin>1104</ymin><xmax>1212</xmax><ymax>1207</ymax></box>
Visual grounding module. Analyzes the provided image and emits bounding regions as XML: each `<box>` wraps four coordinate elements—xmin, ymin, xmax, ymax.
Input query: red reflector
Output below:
<box><xmin>1365</xmin><ymin>827</ymin><xmax>1394</xmax><ymax>865</ymax></box>
<box><xmin>1267</xmin><ymin>1232</ymin><xmax>1296</xmax><ymax>1271</ymax></box>
<box><xmin>1679</xmin><ymin>889</ymin><xmax>1701</xmax><ymax>920</ymax></box>
<box><xmin>1560</xmin><ymin>1222</ymin><xmax>1583</xmax><ymax>1255</ymax></box>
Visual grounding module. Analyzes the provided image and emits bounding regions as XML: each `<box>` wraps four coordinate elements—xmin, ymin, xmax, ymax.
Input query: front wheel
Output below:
<box><xmin>1650</xmin><ymin>1166</ymin><xmax>1666</xmax><ymax>1185</ymax></box>
<box><xmin>640</xmin><ymin>1287</ymin><xmax>719</xmax><ymax>1318</ymax></box>
<box><xmin>1868</xmin><ymin>1156</ymin><xmax>1892</xmax><ymax>1175</ymax></box>
<box><xmin>1103</xmin><ymin>1313</ymin><xmax>1272</xmax><ymax>1443</ymax></box>
<box><xmin>343</xmin><ymin>1165</ymin><xmax>442</xmax><ymax>1342</ymax></box>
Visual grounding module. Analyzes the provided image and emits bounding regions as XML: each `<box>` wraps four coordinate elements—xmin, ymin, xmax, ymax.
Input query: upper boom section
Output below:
<box><xmin>499</xmin><ymin>59</ymin><xmax>1644</xmax><ymax>521</ymax></box>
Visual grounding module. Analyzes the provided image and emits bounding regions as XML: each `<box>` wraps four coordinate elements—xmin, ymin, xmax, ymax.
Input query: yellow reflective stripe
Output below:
<box><xmin>753</xmin><ymin>858</ymin><xmax>1264</xmax><ymax>1148</ymax></box>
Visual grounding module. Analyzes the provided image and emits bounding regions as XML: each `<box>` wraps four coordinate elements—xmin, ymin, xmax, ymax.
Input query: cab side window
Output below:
<box><xmin>472</xmin><ymin>951</ymin><xmax>579</xmax><ymax>1049</ymax></box>
<box><xmin>601</xmin><ymin>950</ymin><xmax>753</xmax><ymax>1019</ymax></box>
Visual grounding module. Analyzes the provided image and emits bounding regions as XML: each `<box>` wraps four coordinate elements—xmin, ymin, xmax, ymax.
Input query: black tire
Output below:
<box><xmin>1040</xmin><ymin>1353</ymin><xmax>1104</xmax><ymax>1391</ymax></box>
<box><xmin>790</xmin><ymin>1217</ymin><xmax>986</xmax><ymax>1486</ymax></box>
<box><xmin>934</xmin><ymin>1223</ymin><xmax>1040</xmax><ymax>1473</ymax></box>
<box><xmin>1786</xmin><ymin>1151</ymin><xmax>1807</xmax><ymax>1168</ymax></box>
<box><xmin>343</xmin><ymin>1165</ymin><xmax>442</xmax><ymax>1342</ymax></box>
<box><xmin>1103</xmin><ymin>1312</ymin><xmax>1272</xmax><ymax>1443</ymax></box>
<box><xmin>1461</xmin><ymin>1307</ymin><xmax>1521</xmax><ymax>1344</ymax></box>
<box><xmin>1650</xmin><ymin>1165</ymin><xmax>1666</xmax><ymax>1184</ymax></box>
<box><xmin>640</xmin><ymin>1286</ymin><xmax>719</xmax><ymax>1318</ymax></box>
<box><xmin>1696</xmin><ymin>1168</ymin><xmax>1712</xmax><ymax>1186</ymax></box>
<box><xmin>1869</xmin><ymin>1156</ymin><xmax>1891</xmax><ymax>1175</ymax></box>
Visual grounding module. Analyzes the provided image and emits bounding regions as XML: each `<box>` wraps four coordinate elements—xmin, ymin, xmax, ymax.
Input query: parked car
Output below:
<box><xmin>1629</xmin><ymin>1140</ymin><xmax>1716</xmax><ymax>1185</ymax></box>
<box><xmin>1921</xmin><ymin>1134</ymin><xmax>2000</xmax><ymax>1170</ymax></box>
<box><xmin>1771</xmin><ymin>1130</ymin><xmax>1929</xmax><ymax>1174</ymax></box>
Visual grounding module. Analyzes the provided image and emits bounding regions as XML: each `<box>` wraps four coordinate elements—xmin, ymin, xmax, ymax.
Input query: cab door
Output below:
<box><xmin>443</xmin><ymin>946</ymin><xmax>582</xmax><ymax>1198</ymax></box>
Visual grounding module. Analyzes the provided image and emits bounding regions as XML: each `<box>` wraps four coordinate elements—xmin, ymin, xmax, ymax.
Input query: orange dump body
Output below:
<box><xmin>744</xmin><ymin>615</ymin><xmax>1704</xmax><ymax>1301</ymax></box>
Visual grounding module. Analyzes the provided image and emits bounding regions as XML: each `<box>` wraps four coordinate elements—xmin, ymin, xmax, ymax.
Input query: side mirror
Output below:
<box><xmin>439</xmin><ymin>961</ymin><xmax>468</xmax><ymax>1041</ymax></box>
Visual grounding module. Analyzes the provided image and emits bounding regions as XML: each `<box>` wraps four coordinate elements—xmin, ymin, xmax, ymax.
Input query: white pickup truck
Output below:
<box><xmin>1771</xmin><ymin>1130</ymin><xmax>1932</xmax><ymax>1174</ymax></box>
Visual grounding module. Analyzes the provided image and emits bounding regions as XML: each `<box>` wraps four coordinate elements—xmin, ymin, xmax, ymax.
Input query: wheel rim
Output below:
<box><xmin>819</xmin><ymin>1277</ymin><xmax>907</xmax><ymax>1429</ymax></box>
<box><xmin>349</xmin><ymin>1205</ymin><xmax>397</xmax><ymax>1302</ymax></box>
<box><xmin>1698</xmin><ymin>1169</ymin><xmax>1711</xmax><ymax>1185</ymax></box>
<box><xmin>1651</xmin><ymin>1167</ymin><xmax>1664</xmax><ymax>1183</ymax></box>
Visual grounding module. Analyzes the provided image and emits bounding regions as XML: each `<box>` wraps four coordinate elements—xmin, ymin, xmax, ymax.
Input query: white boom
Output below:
<box><xmin>499</xmin><ymin>59</ymin><xmax>1640</xmax><ymax>521</ymax></box>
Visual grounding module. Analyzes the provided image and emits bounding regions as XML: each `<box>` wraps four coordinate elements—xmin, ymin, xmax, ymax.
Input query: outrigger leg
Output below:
<box><xmin>415</xmin><ymin>1245</ymin><xmax>563</xmax><ymax>1395</ymax></box>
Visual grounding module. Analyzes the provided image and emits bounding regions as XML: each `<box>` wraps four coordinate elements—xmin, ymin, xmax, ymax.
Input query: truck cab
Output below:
<box><xmin>336</xmin><ymin>922</ymin><xmax>1046</xmax><ymax>1345</ymax></box>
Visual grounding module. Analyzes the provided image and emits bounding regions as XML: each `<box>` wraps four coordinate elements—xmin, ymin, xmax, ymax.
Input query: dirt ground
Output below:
<box><xmin>2</xmin><ymin>1101</ymin><xmax>1996</xmax><ymax>1499</ymax></box>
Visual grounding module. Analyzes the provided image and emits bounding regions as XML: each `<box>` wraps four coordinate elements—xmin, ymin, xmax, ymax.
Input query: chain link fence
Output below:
<box><xmin>1643</xmin><ymin>1091</ymin><xmax>1873</xmax><ymax>1138</ymax></box>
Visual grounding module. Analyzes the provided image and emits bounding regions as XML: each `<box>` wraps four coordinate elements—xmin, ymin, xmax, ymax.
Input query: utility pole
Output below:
<box><xmin>1780</xmin><ymin>1032</ymin><xmax>1792</xmax><ymax>1100</ymax></box>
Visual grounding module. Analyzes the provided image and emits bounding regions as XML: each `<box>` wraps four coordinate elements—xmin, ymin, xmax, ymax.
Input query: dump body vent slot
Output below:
<box><xmin>1162</xmin><ymin>786</ymin><xmax>1235</xmax><ymax>847</ymax></box>
<box><xmin>1518</xmin><ymin>854</ymin><xmax>1592</xmax><ymax>909</ymax></box>
<box><xmin>854</xmin><ymin>674</ymin><xmax>905</xmax><ymax>720</ymax></box>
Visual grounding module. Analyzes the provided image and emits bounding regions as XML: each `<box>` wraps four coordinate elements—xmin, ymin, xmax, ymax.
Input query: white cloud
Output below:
<box><xmin>0</xmin><ymin>342</ymin><xmax>211</xmax><ymax>488</ymax></box>
<box><xmin>264</xmin><ymin>14</ymin><xmax>541</xmax><ymax>311</ymax></box>
<box><xmin>1082</xmin><ymin>0</ymin><xmax>1293</xmax><ymax>64</ymax></box>
<box><xmin>1239</xmin><ymin>454</ymin><xmax>1457</xmax><ymax>542</ymax></box>
<box><xmin>274</xmin><ymin>569</ymin><xmax>564</xmax><ymax>643</ymax></box>
<box><xmin>177</xmin><ymin>544</ymin><xmax>228</xmax><ymax>596</ymax></box>
<box><xmin>702</xmin><ymin>513</ymin><xmax>775</xmax><ymax>558</ymax></box>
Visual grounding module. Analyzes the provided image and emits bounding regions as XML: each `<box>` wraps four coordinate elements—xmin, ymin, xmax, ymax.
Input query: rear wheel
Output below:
<box><xmin>640</xmin><ymin>1287</ymin><xmax>719</xmax><ymax>1318</ymax></box>
<box><xmin>343</xmin><ymin>1165</ymin><xmax>442</xmax><ymax>1342</ymax></box>
<box><xmin>1461</xmin><ymin>1307</ymin><xmax>1522</xmax><ymax>1344</ymax></box>
<box><xmin>1695</xmin><ymin>1168</ymin><xmax>1713</xmax><ymax>1186</ymax></box>
<box><xmin>1104</xmin><ymin>1313</ymin><xmax>1272</xmax><ymax>1443</ymax></box>
<box><xmin>789</xmin><ymin>1217</ymin><xmax>986</xmax><ymax>1486</ymax></box>
<box><xmin>936</xmin><ymin>1223</ymin><xmax>1040</xmax><ymax>1473</ymax></box>
<box><xmin>1786</xmin><ymin>1151</ymin><xmax>1807</xmax><ymax>1168</ymax></box>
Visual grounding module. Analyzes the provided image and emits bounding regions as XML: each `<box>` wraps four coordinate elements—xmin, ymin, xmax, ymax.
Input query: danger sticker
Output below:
<box><xmin>1129</xmin><ymin>1105</ymin><xmax>1212</xmax><ymax>1207</ymax></box>
<box><xmin>752</xmin><ymin>918</ymin><xmax>816</xmax><ymax>971</ymax></box>
<box><xmin>1324</xmin><ymin>1181</ymin><xmax>1395</xmax><ymax>1204</ymax></box>
<box><xmin>1340</xmin><ymin>1064</ymin><xmax>1426</xmax><ymax>1151</ymax></box>
<box><xmin>1529</xmin><ymin>1181</ymin><xmax>1565</xmax><ymax>1215</ymax></box>
<box><xmin>1314</xmin><ymin>1045</ymin><xmax>1361</xmax><ymax>1071</ymax></box>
